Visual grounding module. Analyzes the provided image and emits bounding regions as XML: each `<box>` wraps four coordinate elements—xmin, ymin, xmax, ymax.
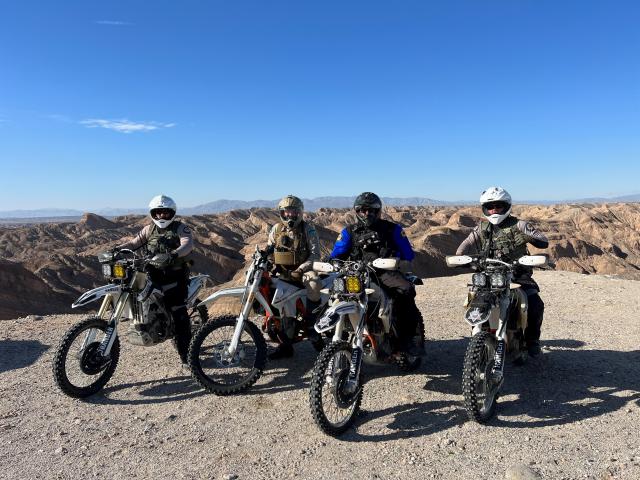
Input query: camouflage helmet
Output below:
<box><xmin>354</xmin><ymin>192</ymin><xmax>382</xmax><ymax>227</ymax></box>
<box><xmin>278</xmin><ymin>195</ymin><xmax>304</xmax><ymax>228</ymax></box>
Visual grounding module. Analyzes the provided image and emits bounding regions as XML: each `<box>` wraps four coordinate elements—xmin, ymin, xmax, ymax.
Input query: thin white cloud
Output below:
<box><xmin>80</xmin><ymin>119</ymin><xmax>176</xmax><ymax>134</ymax></box>
<box><xmin>95</xmin><ymin>20</ymin><xmax>133</xmax><ymax>26</ymax></box>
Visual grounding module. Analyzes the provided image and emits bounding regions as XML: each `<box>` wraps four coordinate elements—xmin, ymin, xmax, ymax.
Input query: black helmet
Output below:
<box><xmin>354</xmin><ymin>192</ymin><xmax>382</xmax><ymax>227</ymax></box>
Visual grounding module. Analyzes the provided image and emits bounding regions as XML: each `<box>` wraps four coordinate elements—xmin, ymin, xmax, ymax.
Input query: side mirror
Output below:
<box><xmin>313</xmin><ymin>261</ymin><xmax>335</xmax><ymax>273</ymax></box>
<box><xmin>371</xmin><ymin>258</ymin><xmax>399</xmax><ymax>270</ymax></box>
<box><xmin>518</xmin><ymin>255</ymin><xmax>548</xmax><ymax>267</ymax></box>
<box><xmin>445</xmin><ymin>255</ymin><xmax>473</xmax><ymax>267</ymax></box>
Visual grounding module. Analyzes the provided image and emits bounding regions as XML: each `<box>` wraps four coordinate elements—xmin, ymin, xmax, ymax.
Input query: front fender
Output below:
<box><xmin>72</xmin><ymin>284</ymin><xmax>121</xmax><ymax>308</ymax></box>
<box><xmin>315</xmin><ymin>300</ymin><xmax>361</xmax><ymax>333</ymax></box>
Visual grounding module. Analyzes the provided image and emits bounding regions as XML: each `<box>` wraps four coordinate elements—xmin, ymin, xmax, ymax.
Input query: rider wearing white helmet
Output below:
<box><xmin>117</xmin><ymin>194</ymin><xmax>194</xmax><ymax>363</ymax></box>
<box><xmin>456</xmin><ymin>187</ymin><xmax>549</xmax><ymax>357</ymax></box>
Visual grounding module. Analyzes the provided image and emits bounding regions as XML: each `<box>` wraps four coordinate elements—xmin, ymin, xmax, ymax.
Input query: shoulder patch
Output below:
<box><xmin>337</xmin><ymin>232</ymin><xmax>343</xmax><ymax>242</ymax></box>
<box><xmin>400</xmin><ymin>229</ymin><xmax>407</xmax><ymax>238</ymax></box>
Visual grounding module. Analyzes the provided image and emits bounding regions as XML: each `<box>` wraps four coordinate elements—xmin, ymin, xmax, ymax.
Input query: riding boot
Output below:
<box><xmin>269</xmin><ymin>330</ymin><xmax>294</xmax><ymax>360</ymax></box>
<box><xmin>304</xmin><ymin>299</ymin><xmax>322</xmax><ymax>343</ymax></box>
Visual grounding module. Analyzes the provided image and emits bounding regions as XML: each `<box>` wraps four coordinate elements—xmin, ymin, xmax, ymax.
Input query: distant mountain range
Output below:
<box><xmin>2</xmin><ymin>194</ymin><xmax>640</xmax><ymax>219</ymax></box>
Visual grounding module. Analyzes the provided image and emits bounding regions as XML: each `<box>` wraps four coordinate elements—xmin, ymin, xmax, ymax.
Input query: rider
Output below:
<box><xmin>117</xmin><ymin>194</ymin><xmax>194</xmax><ymax>364</ymax></box>
<box><xmin>330</xmin><ymin>192</ymin><xmax>424</xmax><ymax>356</ymax></box>
<box><xmin>455</xmin><ymin>186</ymin><xmax>549</xmax><ymax>357</ymax></box>
<box><xmin>265</xmin><ymin>195</ymin><xmax>322</xmax><ymax>359</ymax></box>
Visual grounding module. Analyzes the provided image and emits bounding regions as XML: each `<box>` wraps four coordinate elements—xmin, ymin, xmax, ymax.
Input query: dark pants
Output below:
<box><xmin>378</xmin><ymin>271</ymin><xmax>421</xmax><ymax>346</ymax></box>
<box><xmin>525</xmin><ymin>291</ymin><xmax>544</xmax><ymax>344</ymax></box>
<box><xmin>150</xmin><ymin>267</ymin><xmax>191</xmax><ymax>362</ymax></box>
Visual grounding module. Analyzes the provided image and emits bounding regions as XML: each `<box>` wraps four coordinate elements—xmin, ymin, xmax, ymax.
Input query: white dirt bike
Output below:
<box><xmin>52</xmin><ymin>248</ymin><xmax>209</xmax><ymax>398</ymax></box>
<box><xmin>187</xmin><ymin>246</ymin><xmax>334</xmax><ymax>395</ymax></box>
<box><xmin>446</xmin><ymin>253</ymin><xmax>547</xmax><ymax>422</ymax></box>
<box><xmin>308</xmin><ymin>257</ymin><xmax>425</xmax><ymax>436</ymax></box>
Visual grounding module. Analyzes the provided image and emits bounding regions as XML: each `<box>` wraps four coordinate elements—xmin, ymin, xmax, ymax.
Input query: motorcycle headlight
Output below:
<box><xmin>490</xmin><ymin>273</ymin><xmax>506</xmax><ymax>288</ymax></box>
<box><xmin>102</xmin><ymin>264</ymin><xmax>112</xmax><ymax>277</ymax></box>
<box><xmin>113</xmin><ymin>263</ymin><xmax>126</xmax><ymax>279</ymax></box>
<box><xmin>345</xmin><ymin>276</ymin><xmax>362</xmax><ymax>293</ymax></box>
<box><xmin>472</xmin><ymin>273</ymin><xmax>487</xmax><ymax>287</ymax></box>
<box><xmin>333</xmin><ymin>278</ymin><xmax>345</xmax><ymax>293</ymax></box>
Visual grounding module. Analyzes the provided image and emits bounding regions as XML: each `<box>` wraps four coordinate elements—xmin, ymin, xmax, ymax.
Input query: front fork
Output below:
<box><xmin>345</xmin><ymin>302</ymin><xmax>367</xmax><ymax>393</ymax></box>
<box><xmin>227</xmin><ymin>275</ymin><xmax>261</xmax><ymax>355</ymax></box>
<box><xmin>490</xmin><ymin>295</ymin><xmax>511</xmax><ymax>379</ymax></box>
<box><xmin>79</xmin><ymin>292</ymin><xmax>126</xmax><ymax>358</ymax></box>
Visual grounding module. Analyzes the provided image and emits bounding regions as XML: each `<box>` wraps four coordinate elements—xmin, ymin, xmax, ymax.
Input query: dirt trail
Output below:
<box><xmin>1</xmin><ymin>270</ymin><xmax>639</xmax><ymax>479</ymax></box>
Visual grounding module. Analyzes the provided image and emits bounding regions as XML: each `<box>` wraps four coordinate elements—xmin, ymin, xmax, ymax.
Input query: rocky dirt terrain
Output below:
<box><xmin>3</xmin><ymin>203</ymin><xmax>640</xmax><ymax>319</ymax></box>
<box><xmin>1</xmin><ymin>270</ymin><xmax>639</xmax><ymax>479</ymax></box>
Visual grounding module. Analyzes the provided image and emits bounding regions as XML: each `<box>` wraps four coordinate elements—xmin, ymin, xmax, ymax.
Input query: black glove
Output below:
<box><xmin>149</xmin><ymin>253</ymin><xmax>173</xmax><ymax>268</ymax></box>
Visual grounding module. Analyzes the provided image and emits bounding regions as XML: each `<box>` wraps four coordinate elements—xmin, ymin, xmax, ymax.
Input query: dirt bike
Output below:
<box><xmin>52</xmin><ymin>248</ymin><xmax>209</xmax><ymax>398</ymax></box>
<box><xmin>188</xmin><ymin>246</ymin><xmax>334</xmax><ymax>395</ymax></box>
<box><xmin>446</xmin><ymin>253</ymin><xmax>547</xmax><ymax>422</ymax></box>
<box><xmin>308</xmin><ymin>257</ymin><xmax>425</xmax><ymax>436</ymax></box>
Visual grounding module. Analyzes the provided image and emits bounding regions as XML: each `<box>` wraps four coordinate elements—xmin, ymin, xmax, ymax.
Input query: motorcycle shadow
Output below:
<box><xmin>341</xmin><ymin>399</ymin><xmax>467</xmax><ymax>442</ymax></box>
<box><xmin>486</xmin><ymin>340</ymin><xmax>640</xmax><ymax>428</ymax></box>
<box><xmin>86</xmin><ymin>375</ymin><xmax>206</xmax><ymax>405</ymax></box>
<box><xmin>245</xmin><ymin>341</ymin><xmax>321</xmax><ymax>395</ymax></box>
<box><xmin>0</xmin><ymin>339</ymin><xmax>50</xmax><ymax>374</ymax></box>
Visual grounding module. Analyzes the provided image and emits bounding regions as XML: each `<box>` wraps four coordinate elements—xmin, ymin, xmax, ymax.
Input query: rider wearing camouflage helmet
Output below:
<box><xmin>265</xmin><ymin>195</ymin><xmax>322</xmax><ymax>359</ymax></box>
<box><xmin>117</xmin><ymin>194</ymin><xmax>194</xmax><ymax>364</ymax></box>
<box><xmin>330</xmin><ymin>192</ymin><xmax>425</xmax><ymax>357</ymax></box>
<box><xmin>456</xmin><ymin>186</ymin><xmax>549</xmax><ymax>357</ymax></box>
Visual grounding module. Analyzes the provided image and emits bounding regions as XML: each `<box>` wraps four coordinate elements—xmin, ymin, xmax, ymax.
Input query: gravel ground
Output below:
<box><xmin>1</xmin><ymin>270</ymin><xmax>639</xmax><ymax>479</ymax></box>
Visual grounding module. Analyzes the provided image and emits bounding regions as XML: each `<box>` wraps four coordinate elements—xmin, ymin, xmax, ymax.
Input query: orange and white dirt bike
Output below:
<box><xmin>187</xmin><ymin>246</ymin><xmax>334</xmax><ymax>395</ymax></box>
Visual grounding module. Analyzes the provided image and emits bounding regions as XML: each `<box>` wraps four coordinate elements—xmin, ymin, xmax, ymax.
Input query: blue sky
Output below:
<box><xmin>1</xmin><ymin>0</ymin><xmax>639</xmax><ymax>210</ymax></box>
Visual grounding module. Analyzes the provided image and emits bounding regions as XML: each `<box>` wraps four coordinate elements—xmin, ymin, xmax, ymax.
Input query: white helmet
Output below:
<box><xmin>479</xmin><ymin>186</ymin><xmax>512</xmax><ymax>225</ymax></box>
<box><xmin>148</xmin><ymin>194</ymin><xmax>177</xmax><ymax>229</ymax></box>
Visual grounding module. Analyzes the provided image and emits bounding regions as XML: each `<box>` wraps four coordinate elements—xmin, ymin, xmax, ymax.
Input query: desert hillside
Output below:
<box><xmin>2</xmin><ymin>203</ymin><xmax>640</xmax><ymax>319</ymax></box>
<box><xmin>1</xmin><ymin>271</ymin><xmax>638</xmax><ymax>479</ymax></box>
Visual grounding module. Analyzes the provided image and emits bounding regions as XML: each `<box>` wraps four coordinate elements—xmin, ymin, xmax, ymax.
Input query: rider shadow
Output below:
<box><xmin>485</xmin><ymin>341</ymin><xmax>640</xmax><ymax>428</ymax></box>
<box><xmin>0</xmin><ymin>340</ymin><xmax>50</xmax><ymax>374</ymax></box>
<box><xmin>86</xmin><ymin>375</ymin><xmax>206</xmax><ymax>405</ymax></box>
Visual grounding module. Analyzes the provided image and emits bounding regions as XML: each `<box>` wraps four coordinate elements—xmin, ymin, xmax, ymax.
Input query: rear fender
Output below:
<box><xmin>72</xmin><ymin>284</ymin><xmax>121</xmax><ymax>308</ymax></box>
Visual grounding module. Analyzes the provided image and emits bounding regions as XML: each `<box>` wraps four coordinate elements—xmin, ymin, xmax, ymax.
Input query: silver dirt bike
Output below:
<box><xmin>308</xmin><ymin>257</ymin><xmax>425</xmax><ymax>436</ymax></box>
<box><xmin>52</xmin><ymin>248</ymin><xmax>209</xmax><ymax>398</ymax></box>
<box><xmin>446</xmin><ymin>253</ymin><xmax>547</xmax><ymax>422</ymax></box>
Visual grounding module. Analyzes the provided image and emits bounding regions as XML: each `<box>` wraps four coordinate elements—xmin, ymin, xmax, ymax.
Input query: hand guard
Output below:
<box><xmin>149</xmin><ymin>253</ymin><xmax>173</xmax><ymax>268</ymax></box>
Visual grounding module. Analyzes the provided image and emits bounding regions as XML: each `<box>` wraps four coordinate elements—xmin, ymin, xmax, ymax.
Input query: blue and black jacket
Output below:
<box><xmin>330</xmin><ymin>219</ymin><xmax>415</xmax><ymax>261</ymax></box>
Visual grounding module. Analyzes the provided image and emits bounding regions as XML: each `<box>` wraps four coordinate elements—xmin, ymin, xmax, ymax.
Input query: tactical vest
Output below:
<box><xmin>479</xmin><ymin>216</ymin><xmax>529</xmax><ymax>261</ymax></box>
<box><xmin>347</xmin><ymin>220</ymin><xmax>397</xmax><ymax>261</ymax></box>
<box><xmin>147</xmin><ymin>222</ymin><xmax>188</xmax><ymax>268</ymax></box>
<box><xmin>272</xmin><ymin>222</ymin><xmax>310</xmax><ymax>269</ymax></box>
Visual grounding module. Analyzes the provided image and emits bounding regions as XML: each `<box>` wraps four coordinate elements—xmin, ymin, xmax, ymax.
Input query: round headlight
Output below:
<box><xmin>472</xmin><ymin>273</ymin><xmax>487</xmax><ymax>287</ymax></box>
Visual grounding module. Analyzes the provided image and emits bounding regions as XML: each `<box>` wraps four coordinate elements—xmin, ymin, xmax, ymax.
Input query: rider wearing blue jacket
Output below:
<box><xmin>331</xmin><ymin>192</ymin><xmax>424</xmax><ymax>356</ymax></box>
